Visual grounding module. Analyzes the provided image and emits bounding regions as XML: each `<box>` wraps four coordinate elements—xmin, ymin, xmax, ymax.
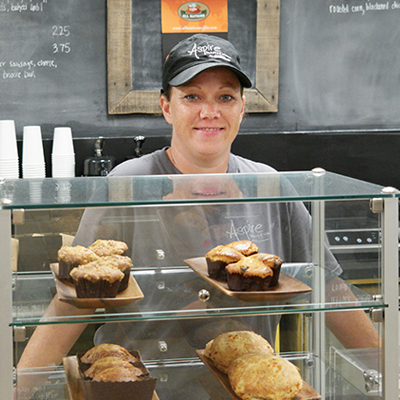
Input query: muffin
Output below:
<box><xmin>204</xmin><ymin>330</ymin><xmax>274</xmax><ymax>374</ymax></box>
<box><xmin>92</xmin><ymin>367</ymin><xmax>142</xmax><ymax>382</ymax></box>
<box><xmin>225</xmin><ymin>252</ymin><xmax>282</xmax><ymax>291</ymax></box>
<box><xmin>57</xmin><ymin>245</ymin><xmax>99</xmax><ymax>281</ymax></box>
<box><xmin>100</xmin><ymin>255</ymin><xmax>133</xmax><ymax>292</ymax></box>
<box><xmin>249</xmin><ymin>252</ymin><xmax>282</xmax><ymax>287</ymax></box>
<box><xmin>84</xmin><ymin>356</ymin><xmax>144</xmax><ymax>379</ymax></box>
<box><xmin>81</xmin><ymin>343</ymin><xmax>139</xmax><ymax>364</ymax></box>
<box><xmin>205</xmin><ymin>245</ymin><xmax>244</xmax><ymax>281</ymax></box>
<box><xmin>228</xmin><ymin>353</ymin><xmax>303</xmax><ymax>400</ymax></box>
<box><xmin>225</xmin><ymin>240</ymin><xmax>258</xmax><ymax>256</ymax></box>
<box><xmin>70</xmin><ymin>262</ymin><xmax>124</xmax><ymax>298</ymax></box>
<box><xmin>88</xmin><ymin>239</ymin><xmax>128</xmax><ymax>257</ymax></box>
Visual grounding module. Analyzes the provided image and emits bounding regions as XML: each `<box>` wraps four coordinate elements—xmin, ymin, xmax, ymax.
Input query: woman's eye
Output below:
<box><xmin>185</xmin><ymin>94</ymin><xmax>198</xmax><ymax>100</ymax></box>
<box><xmin>221</xmin><ymin>95</ymin><xmax>234</xmax><ymax>102</ymax></box>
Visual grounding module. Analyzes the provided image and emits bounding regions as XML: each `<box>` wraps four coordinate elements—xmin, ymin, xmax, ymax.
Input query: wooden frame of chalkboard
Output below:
<box><xmin>106</xmin><ymin>0</ymin><xmax>280</xmax><ymax>114</ymax></box>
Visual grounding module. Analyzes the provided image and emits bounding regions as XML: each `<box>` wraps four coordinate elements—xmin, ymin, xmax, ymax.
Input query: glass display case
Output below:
<box><xmin>0</xmin><ymin>169</ymin><xmax>398</xmax><ymax>399</ymax></box>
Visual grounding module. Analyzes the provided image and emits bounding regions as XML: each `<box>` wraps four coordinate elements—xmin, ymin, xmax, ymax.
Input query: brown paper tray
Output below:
<box><xmin>196</xmin><ymin>349</ymin><xmax>321</xmax><ymax>400</ymax></box>
<box><xmin>63</xmin><ymin>355</ymin><xmax>160</xmax><ymax>400</ymax></box>
<box><xmin>184</xmin><ymin>257</ymin><xmax>312</xmax><ymax>302</ymax></box>
<box><xmin>50</xmin><ymin>264</ymin><xmax>144</xmax><ymax>309</ymax></box>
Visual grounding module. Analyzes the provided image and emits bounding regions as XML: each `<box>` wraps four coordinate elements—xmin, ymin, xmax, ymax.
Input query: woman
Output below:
<box><xmin>16</xmin><ymin>34</ymin><xmax>380</xmax><ymax>398</ymax></box>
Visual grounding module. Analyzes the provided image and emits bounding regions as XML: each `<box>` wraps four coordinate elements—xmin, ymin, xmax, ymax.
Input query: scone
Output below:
<box><xmin>225</xmin><ymin>252</ymin><xmax>282</xmax><ymax>291</ymax></box>
<box><xmin>81</xmin><ymin>343</ymin><xmax>139</xmax><ymax>364</ymax></box>
<box><xmin>204</xmin><ymin>330</ymin><xmax>274</xmax><ymax>374</ymax></box>
<box><xmin>88</xmin><ymin>239</ymin><xmax>128</xmax><ymax>257</ymax></box>
<box><xmin>205</xmin><ymin>245</ymin><xmax>244</xmax><ymax>281</ymax></box>
<box><xmin>228</xmin><ymin>353</ymin><xmax>303</xmax><ymax>400</ymax></box>
<box><xmin>84</xmin><ymin>356</ymin><xmax>143</xmax><ymax>379</ymax></box>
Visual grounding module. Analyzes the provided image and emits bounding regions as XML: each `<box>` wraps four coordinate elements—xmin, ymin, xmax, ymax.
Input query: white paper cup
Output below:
<box><xmin>0</xmin><ymin>120</ymin><xmax>18</xmax><ymax>160</ymax></box>
<box><xmin>22</xmin><ymin>126</ymin><xmax>45</xmax><ymax>165</ymax></box>
<box><xmin>52</xmin><ymin>153</ymin><xmax>75</xmax><ymax>178</ymax></box>
<box><xmin>52</xmin><ymin>127</ymin><xmax>74</xmax><ymax>156</ymax></box>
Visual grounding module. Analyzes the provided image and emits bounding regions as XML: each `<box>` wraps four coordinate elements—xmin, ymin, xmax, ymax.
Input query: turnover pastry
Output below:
<box><xmin>228</xmin><ymin>353</ymin><xmax>303</xmax><ymax>400</ymax></box>
<box><xmin>204</xmin><ymin>330</ymin><xmax>274</xmax><ymax>374</ymax></box>
<box><xmin>84</xmin><ymin>356</ymin><xmax>143</xmax><ymax>379</ymax></box>
<box><xmin>81</xmin><ymin>343</ymin><xmax>139</xmax><ymax>364</ymax></box>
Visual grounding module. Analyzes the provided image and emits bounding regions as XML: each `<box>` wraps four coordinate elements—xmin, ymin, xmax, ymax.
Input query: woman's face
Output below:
<box><xmin>160</xmin><ymin>67</ymin><xmax>245</xmax><ymax>168</ymax></box>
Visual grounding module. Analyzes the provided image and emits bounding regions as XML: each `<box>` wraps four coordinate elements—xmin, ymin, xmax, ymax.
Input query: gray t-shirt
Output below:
<box><xmin>74</xmin><ymin>147</ymin><xmax>341</xmax><ymax>354</ymax></box>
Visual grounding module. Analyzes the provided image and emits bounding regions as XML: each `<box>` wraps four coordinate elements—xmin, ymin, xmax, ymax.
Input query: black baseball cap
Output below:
<box><xmin>162</xmin><ymin>34</ymin><xmax>252</xmax><ymax>93</ymax></box>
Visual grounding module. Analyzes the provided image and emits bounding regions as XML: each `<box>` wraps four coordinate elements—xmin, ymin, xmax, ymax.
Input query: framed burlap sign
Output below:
<box><xmin>107</xmin><ymin>0</ymin><xmax>280</xmax><ymax>114</ymax></box>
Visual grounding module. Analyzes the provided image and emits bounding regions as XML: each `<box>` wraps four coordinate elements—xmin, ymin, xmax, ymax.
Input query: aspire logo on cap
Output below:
<box><xmin>188</xmin><ymin>42</ymin><xmax>232</xmax><ymax>62</ymax></box>
<box><xmin>178</xmin><ymin>2</ymin><xmax>210</xmax><ymax>21</ymax></box>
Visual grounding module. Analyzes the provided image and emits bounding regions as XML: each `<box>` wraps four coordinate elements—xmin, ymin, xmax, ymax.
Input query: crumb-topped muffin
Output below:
<box><xmin>100</xmin><ymin>255</ymin><xmax>133</xmax><ymax>292</ymax></box>
<box><xmin>88</xmin><ymin>239</ymin><xmax>128</xmax><ymax>257</ymax></box>
<box><xmin>70</xmin><ymin>261</ymin><xmax>124</xmax><ymax>298</ymax></box>
<box><xmin>226</xmin><ymin>253</ymin><xmax>281</xmax><ymax>291</ymax></box>
<box><xmin>205</xmin><ymin>245</ymin><xmax>244</xmax><ymax>281</ymax></box>
<box><xmin>57</xmin><ymin>245</ymin><xmax>99</xmax><ymax>281</ymax></box>
<box><xmin>81</xmin><ymin>343</ymin><xmax>139</xmax><ymax>364</ymax></box>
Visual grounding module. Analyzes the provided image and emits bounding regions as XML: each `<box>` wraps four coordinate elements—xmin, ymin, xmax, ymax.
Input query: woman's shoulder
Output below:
<box><xmin>230</xmin><ymin>154</ymin><xmax>278</xmax><ymax>173</ymax></box>
<box><xmin>109</xmin><ymin>147</ymin><xmax>173</xmax><ymax>176</ymax></box>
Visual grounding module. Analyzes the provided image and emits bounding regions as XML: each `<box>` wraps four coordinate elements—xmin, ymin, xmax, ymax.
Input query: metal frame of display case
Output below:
<box><xmin>0</xmin><ymin>172</ymin><xmax>398</xmax><ymax>399</ymax></box>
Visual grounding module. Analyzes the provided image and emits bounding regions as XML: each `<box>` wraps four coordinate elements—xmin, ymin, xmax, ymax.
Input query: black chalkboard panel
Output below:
<box><xmin>0</xmin><ymin>0</ymin><xmax>399</xmax><ymax>139</ymax></box>
<box><xmin>0</xmin><ymin>0</ymin><xmax>108</xmax><ymax>138</ymax></box>
<box><xmin>277</xmin><ymin>0</ymin><xmax>400</xmax><ymax>130</ymax></box>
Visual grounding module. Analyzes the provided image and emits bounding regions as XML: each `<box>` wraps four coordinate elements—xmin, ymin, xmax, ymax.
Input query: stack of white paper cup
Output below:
<box><xmin>22</xmin><ymin>125</ymin><xmax>46</xmax><ymax>179</ymax></box>
<box><xmin>52</xmin><ymin>127</ymin><xmax>75</xmax><ymax>178</ymax></box>
<box><xmin>0</xmin><ymin>120</ymin><xmax>19</xmax><ymax>179</ymax></box>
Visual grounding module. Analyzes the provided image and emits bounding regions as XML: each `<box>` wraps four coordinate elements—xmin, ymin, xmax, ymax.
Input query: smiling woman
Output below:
<box><xmin>158</xmin><ymin>34</ymin><xmax>250</xmax><ymax>174</ymax></box>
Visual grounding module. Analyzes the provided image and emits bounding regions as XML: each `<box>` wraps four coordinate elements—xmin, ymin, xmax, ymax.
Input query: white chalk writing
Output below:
<box><xmin>328</xmin><ymin>0</ymin><xmax>400</xmax><ymax>15</ymax></box>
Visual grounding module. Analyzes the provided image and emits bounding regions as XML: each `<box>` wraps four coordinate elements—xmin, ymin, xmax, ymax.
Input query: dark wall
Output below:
<box><xmin>2</xmin><ymin>0</ymin><xmax>400</xmax><ymax>187</ymax></box>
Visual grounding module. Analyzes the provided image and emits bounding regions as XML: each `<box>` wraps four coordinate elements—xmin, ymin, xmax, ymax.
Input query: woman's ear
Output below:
<box><xmin>160</xmin><ymin>95</ymin><xmax>173</xmax><ymax>125</ymax></box>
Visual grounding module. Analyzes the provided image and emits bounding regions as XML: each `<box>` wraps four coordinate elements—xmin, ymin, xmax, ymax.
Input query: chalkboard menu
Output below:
<box><xmin>0</xmin><ymin>0</ymin><xmax>107</xmax><ymax>138</ymax></box>
<box><xmin>0</xmin><ymin>0</ymin><xmax>399</xmax><ymax>138</ymax></box>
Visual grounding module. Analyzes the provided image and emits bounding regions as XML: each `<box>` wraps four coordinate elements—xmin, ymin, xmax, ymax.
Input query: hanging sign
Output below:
<box><xmin>161</xmin><ymin>0</ymin><xmax>228</xmax><ymax>33</ymax></box>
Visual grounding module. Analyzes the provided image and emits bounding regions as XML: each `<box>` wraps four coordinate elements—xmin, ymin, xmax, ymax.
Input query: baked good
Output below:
<box><xmin>225</xmin><ymin>240</ymin><xmax>258</xmax><ymax>256</ymax></box>
<box><xmin>92</xmin><ymin>366</ymin><xmax>142</xmax><ymax>382</ymax></box>
<box><xmin>57</xmin><ymin>245</ymin><xmax>99</xmax><ymax>280</ymax></box>
<box><xmin>84</xmin><ymin>356</ymin><xmax>143</xmax><ymax>379</ymax></box>
<box><xmin>228</xmin><ymin>353</ymin><xmax>303</xmax><ymax>400</ymax></box>
<box><xmin>81</xmin><ymin>343</ymin><xmax>139</xmax><ymax>364</ymax></box>
<box><xmin>88</xmin><ymin>239</ymin><xmax>128</xmax><ymax>257</ymax></box>
<box><xmin>101</xmin><ymin>255</ymin><xmax>133</xmax><ymax>292</ymax></box>
<box><xmin>204</xmin><ymin>331</ymin><xmax>274</xmax><ymax>374</ymax></box>
<box><xmin>205</xmin><ymin>245</ymin><xmax>244</xmax><ymax>281</ymax></box>
<box><xmin>225</xmin><ymin>252</ymin><xmax>282</xmax><ymax>291</ymax></box>
<box><xmin>70</xmin><ymin>262</ymin><xmax>124</xmax><ymax>298</ymax></box>
<box><xmin>249</xmin><ymin>252</ymin><xmax>282</xmax><ymax>287</ymax></box>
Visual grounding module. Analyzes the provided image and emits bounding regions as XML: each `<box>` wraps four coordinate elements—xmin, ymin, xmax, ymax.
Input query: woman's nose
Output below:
<box><xmin>200</xmin><ymin>102</ymin><xmax>220</xmax><ymax>119</ymax></box>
